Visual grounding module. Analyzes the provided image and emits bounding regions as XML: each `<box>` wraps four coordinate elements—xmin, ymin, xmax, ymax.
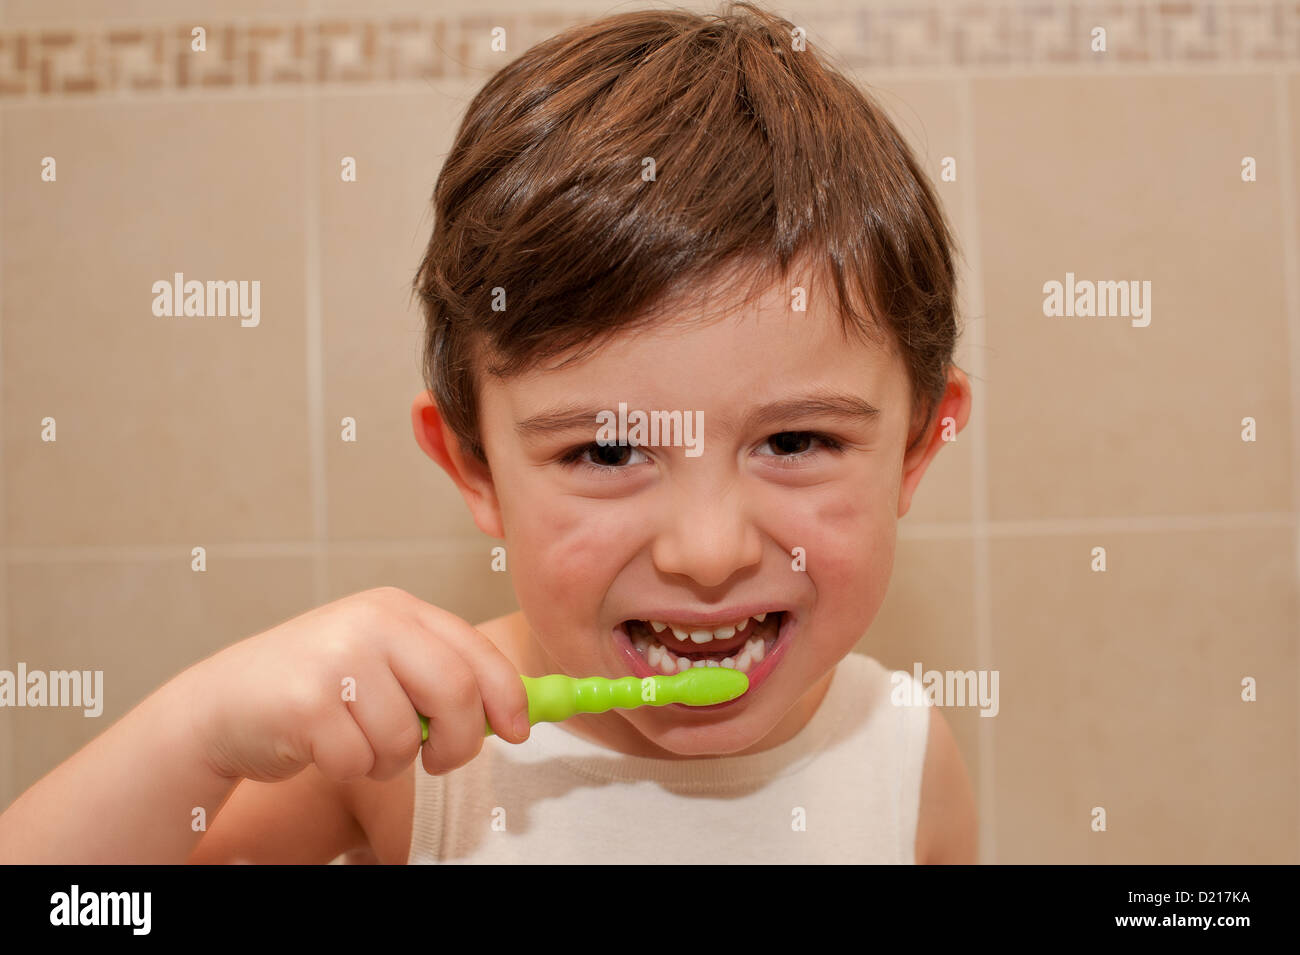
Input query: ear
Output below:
<box><xmin>410</xmin><ymin>390</ymin><xmax>504</xmax><ymax>539</ymax></box>
<box><xmin>897</xmin><ymin>366</ymin><xmax>973</xmax><ymax>519</ymax></box>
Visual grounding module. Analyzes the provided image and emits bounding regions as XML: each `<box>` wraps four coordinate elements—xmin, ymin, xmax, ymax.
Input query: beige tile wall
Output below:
<box><xmin>1</xmin><ymin>0</ymin><xmax>1296</xmax><ymax>864</ymax></box>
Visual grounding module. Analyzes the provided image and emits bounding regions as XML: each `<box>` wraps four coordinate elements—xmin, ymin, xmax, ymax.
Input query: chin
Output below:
<box><xmin>632</xmin><ymin>706</ymin><xmax>777</xmax><ymax>758</ymax></box>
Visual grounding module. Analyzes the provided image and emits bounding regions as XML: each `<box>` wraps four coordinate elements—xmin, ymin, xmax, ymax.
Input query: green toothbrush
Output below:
<box><xmin>417</xmin><ymin>668</ymin><xmax>750</xmax><ymax>741</ymax></box>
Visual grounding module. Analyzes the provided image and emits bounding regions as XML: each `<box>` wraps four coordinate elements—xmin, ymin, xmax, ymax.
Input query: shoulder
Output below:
<box><xmin>834</xmin><ymin>650</ymin><xmax>899</xmax><ymax>701</ymax></box>
<box><xmin>913</xmin><ymin>705</ymin><xmax>978</xmax><ymax>864</ymax></box>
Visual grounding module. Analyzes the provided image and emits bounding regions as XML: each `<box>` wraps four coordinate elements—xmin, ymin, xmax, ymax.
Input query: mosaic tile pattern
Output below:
<box><xmin>0</xmin><ymin>2</ymin><xmax>1296</xmax><ymax>99</ymax></box>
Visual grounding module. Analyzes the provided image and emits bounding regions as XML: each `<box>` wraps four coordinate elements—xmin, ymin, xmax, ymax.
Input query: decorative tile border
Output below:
<box><xmin>0</xmin><ymin>2</ymin><xmax>1297</xmax><ymax>99</ymax></box>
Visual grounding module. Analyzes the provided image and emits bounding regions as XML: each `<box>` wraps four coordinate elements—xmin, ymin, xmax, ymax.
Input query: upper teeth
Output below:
<box><xmin>646</xmin><ymin>612</ymin><xmax>769</xmax><ymax>644</ymax></box>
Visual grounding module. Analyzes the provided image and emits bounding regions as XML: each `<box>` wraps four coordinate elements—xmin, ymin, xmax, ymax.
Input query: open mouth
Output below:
<box><xmin>619</xmin><ymin>611</ymin><xmax>785</xmax><ymax>676</ymax></box>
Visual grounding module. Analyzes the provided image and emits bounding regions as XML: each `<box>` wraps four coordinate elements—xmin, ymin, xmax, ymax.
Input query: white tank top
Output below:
<box><xmin>407</xmin><ymin>652</ymin><xmax>931</xmax><ymax>863</ymax></box>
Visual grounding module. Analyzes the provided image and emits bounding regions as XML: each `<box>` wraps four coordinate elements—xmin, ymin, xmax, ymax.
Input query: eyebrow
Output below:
<box><xmin>515</xmin><ymin>390</ymin><xmax>882</xmax><ymax>440</ymax></box>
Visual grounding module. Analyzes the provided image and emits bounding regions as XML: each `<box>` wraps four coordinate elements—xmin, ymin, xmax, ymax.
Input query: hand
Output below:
<box><xmin>184</xmin><ymin>586</ymin><xmax>530</xmax><ymax>782</ymax></box>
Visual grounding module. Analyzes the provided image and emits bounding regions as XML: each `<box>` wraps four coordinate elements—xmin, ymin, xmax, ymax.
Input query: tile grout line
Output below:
<box><xmin>957</xmin><ymin>73</ymin><xmax>996</xmax><ymax>866</ymax></box>
<box><xmin>303</xmin><ymin>4</ymin><xmax>342</xmax><ymax>866</ymax></box>
<box><xmin>974</xmin><ymin>512</ymin><xmax>1296</xmax><ymax>536</ymax></box>
<box><xmin>4</xmin><ymin>540</ymin><xmax>502</xmax><ymax>561</ymax></box>
<box><xmin>305</xmin><ymin>26</ymin><xmax>327</xmax><ymax>609</ymax></box>
<box><xmin>1</xmin><ymin>512</ymin><xmax>1295</xmax><ymax>563</ymax></box>
<box><xmin>0</xmin><ymin>98</ymin><xmax>11</xmax><ymax>808</ymax></box>
<box><xmin>1273</xmin><ymin>69</ymin><xmax>1300</xmax><ymax>863</ymax></box>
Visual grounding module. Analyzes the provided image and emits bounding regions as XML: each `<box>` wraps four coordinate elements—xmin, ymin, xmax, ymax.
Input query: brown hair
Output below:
<box><xmin>413</xmin><ymin>1</ymin><xmax>962</xmax><ymax>465</ymax></box>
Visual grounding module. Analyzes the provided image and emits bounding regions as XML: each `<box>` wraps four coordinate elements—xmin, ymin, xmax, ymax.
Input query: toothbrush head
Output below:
<box><xmin>652</xmin><ymin>667</ymin><xmax>750</xmax><ymax>705</ymax></box>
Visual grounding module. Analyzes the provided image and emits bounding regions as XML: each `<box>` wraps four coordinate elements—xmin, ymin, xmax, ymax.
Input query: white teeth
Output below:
<box><xmin>645</xmin><ymin>612</ymin><xmax>776</xmax><ymax>644</ymax></box>
<box><xmin>630</xmin><ymin>623</ymin><xmax>778</xmax><ymax>677</ymax></box>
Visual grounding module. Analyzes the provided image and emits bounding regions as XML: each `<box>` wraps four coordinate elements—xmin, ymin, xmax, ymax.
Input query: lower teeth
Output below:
<box><xmin>626</xmin><ymin>616</ymin><xmax>780</xmax><ymax>676</ymax></box>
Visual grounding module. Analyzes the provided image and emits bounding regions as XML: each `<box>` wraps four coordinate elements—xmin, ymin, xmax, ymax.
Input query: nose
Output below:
<box><xmin>650</xmin><ymin>483</ymin><xmax>763</xmax><ymax>589</ymax></box>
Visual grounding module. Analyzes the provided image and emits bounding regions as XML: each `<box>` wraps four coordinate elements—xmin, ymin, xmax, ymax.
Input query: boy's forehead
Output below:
<box><xmin>478</xmin><ymin>285</ymin><xmax>905</xmax><ymax>435</ymax></box>
<box><xmin>539</xmin><ymin>273</ymin><xmax>895</xmax><ymax>377</ymax></box>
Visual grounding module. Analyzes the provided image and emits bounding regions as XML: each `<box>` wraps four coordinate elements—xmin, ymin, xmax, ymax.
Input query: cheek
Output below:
<box><xmin>784</xmin><ymin>489</ymin><xmax>896</xmax><ymax>620</ymax></box>
<box><xmin>505</xmin><ymin>499</ymin><xmax>641</xmax><ymax>614</ymax></box>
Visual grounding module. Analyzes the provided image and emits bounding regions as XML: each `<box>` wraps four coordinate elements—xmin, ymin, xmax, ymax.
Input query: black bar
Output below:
<box><xmin>0</xmin><ymin>864</ymin><xmax>1281</xmax><ymax>941</ymax></box>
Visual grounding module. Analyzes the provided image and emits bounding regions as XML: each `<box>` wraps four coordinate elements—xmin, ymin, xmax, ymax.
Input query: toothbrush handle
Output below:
<box><xmin>417</xmin><ymin>674</ymin><xmax>656</xmax><ymax>741</ymax></box>
<box><xmin>521</xmin><ymin>673</ymin><xmax>670</xmax><ymax>726</ymax></box>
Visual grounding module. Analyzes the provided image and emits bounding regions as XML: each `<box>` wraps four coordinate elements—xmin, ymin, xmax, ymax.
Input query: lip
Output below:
<box><xmin>612</xmin><ymin>610</ymin><xmax>795</xmax><ymax>711</ymax></box>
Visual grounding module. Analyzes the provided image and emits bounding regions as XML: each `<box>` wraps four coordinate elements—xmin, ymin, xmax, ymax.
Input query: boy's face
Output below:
<box><xmin>414</xmin><ymin>270</ymin><xmax>968</xmax><ymax>758</ymax></box>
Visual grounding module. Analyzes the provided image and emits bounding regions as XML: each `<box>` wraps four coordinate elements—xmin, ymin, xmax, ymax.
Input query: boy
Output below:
<box><xmin>0</xmin><ymin>2</ymin><xmax>976</xmax><ymax>863</ymax></box>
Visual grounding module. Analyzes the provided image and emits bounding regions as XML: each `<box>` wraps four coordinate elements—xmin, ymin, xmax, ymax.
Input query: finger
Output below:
<box><xmin>342</xmin><ymin>665</ymin><xmax>423</xmax><ymax>780</ymax></box>
<box><xmin>386</xmin><ymin>598</ymin><xmax>530</xmax><ymax>743</ymax></box>
<box><xmin>308</xmin><ymin>694</ymin><xmax>376</xmax><ymax>781</ymax></box>
<box><xmin>400</xmin><ymin>635</ymin><xmax>488</xmax><ymax>774</ymax></box>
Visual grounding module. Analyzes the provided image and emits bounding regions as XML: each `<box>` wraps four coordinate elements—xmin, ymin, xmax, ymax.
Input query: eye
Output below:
<box><xmin>558</xmin><ymin>441</ymin><xmax>650</xmax><ymax>475</ymax></box>
<box><xmin>755</xmin><ymin>431</ymin><xmax>844</xmax><ymax>466</ymax></box>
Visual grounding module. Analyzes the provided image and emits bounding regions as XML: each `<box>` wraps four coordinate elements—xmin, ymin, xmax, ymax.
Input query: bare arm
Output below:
<box><xmin>0</xmin><ymin>667</ymin><xmax>238</xmax><ymax>864</ymax></box>
<box><xmin>0</xmin><ymin>587</ymin><xmax>525</xmax><ymax>865</ymax></box>
<box><xmin>914</xmin><ymin>707</ymin><xmax>978</xmax><ymax>864</ymax></box>
<box><xmin>187</xmin><ymin>766</ymin><xmax>366</xmax><ymax>865</ymax></box>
